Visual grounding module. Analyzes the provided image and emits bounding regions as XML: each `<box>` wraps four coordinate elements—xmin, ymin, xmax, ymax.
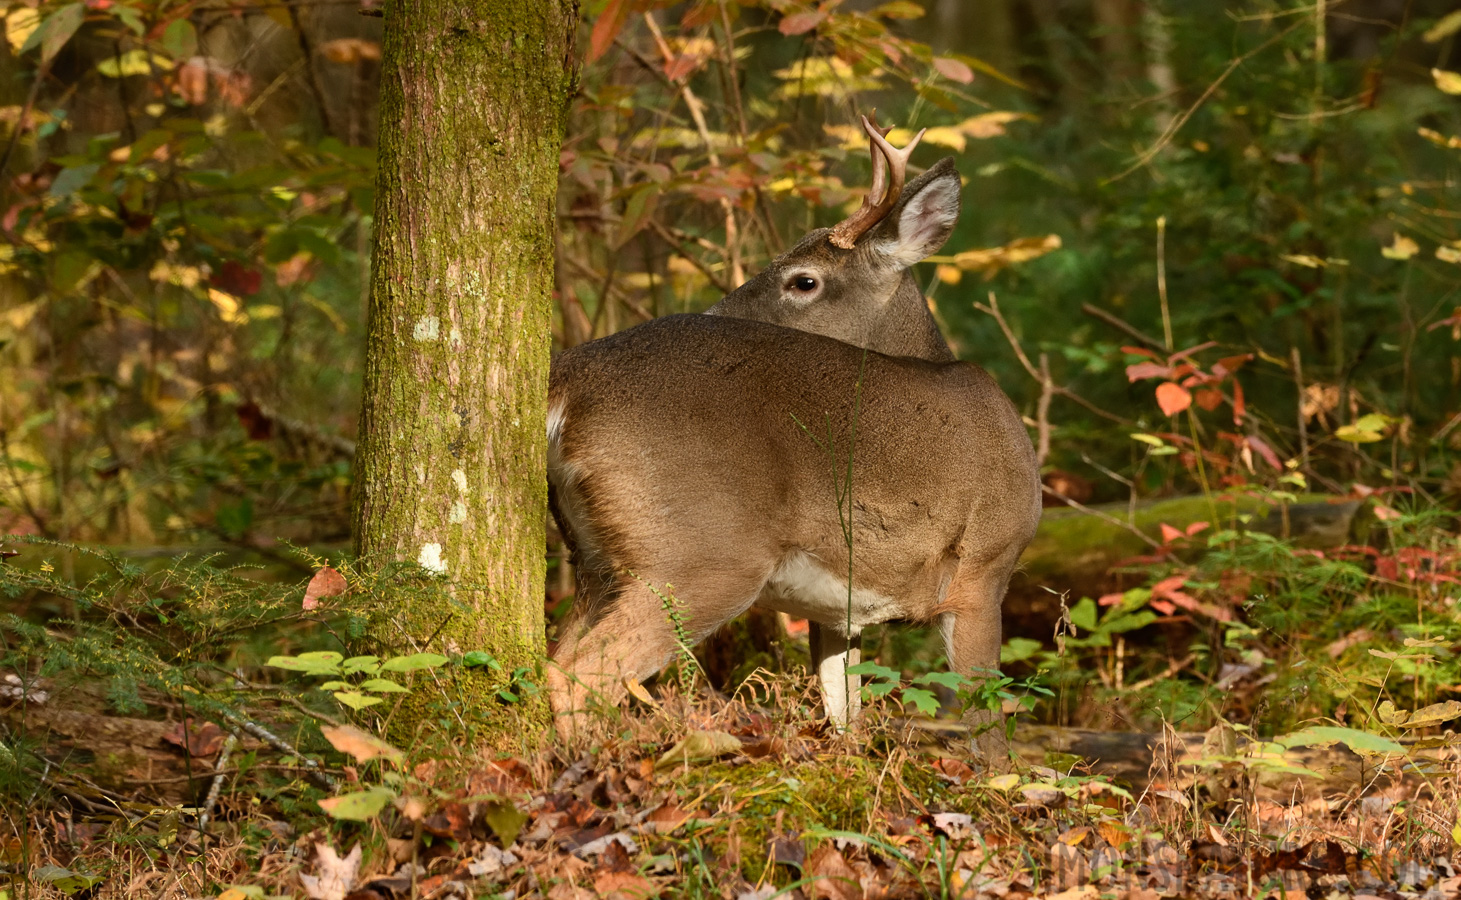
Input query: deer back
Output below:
<box><xmin>548</xmin><ymin>314</ymin><xmax>1039</xmax><ymax>626</ymax></box>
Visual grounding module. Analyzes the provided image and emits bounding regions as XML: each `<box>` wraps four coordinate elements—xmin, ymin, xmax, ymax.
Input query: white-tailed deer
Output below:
<box><xmin>546</xmin><ymin>119</ymin><xmax>1040</xmax><ymax>761</ymax></box>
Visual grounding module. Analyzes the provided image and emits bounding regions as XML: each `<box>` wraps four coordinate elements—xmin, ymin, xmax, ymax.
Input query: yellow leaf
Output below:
<box><xmin>208</xmin><ymin>288</ymin><xmax>244</xmax><ymax>323</ymax></box>
<box><xmin>951</xmin><ymin>234</ymin><xmax>1062</xmax><ymax>279</ymax></box>
<box><xmin>1424</xmin><ymin>10</ymin><xmax>1461</xmax><ymax>43</ymax></box>
<box><xmin>956</xmin><ymin>111</ymin><xmax>1033</xmax><ymax>139</ymax></box>
<box><xmin>1438</xmin><ymin>245</ymin><xmax>1461</xmax><ymax>264</ymax></box>
<box><xmin>935</xmin><ymin>264</ymin><xmax>962</xmax><ymax>285</ymax></box>
<box><xmin>5</xmin><ymin>8</ymin><xmax>38</xmax><ymax>53</ymax></box>
<box><xmin>1432</xmin><ymin>68</ymin><xmax>1461</xmax><ymax>95</ymax></box>
<box><xmin>1417</xmin><ymin>127</ymin><xmax>1461</xmax><ymax>149</ymax></box>
<box><xmin>1280</xmin><ymin>254</ymin><xmax>1326</xmax><ymax>268</ymax></box>
<box><xmin>1381</xmin><ymin>233</ymin><xmax>1419</xmax><ymax>260</ymax></box>
<box><xmin>985</xmin><ymin>773</ymin><xmax>1020</xmax><ymax>790</ymax></box>
<box><xmin>624</xmin><ymin>676</ymin><xmax>658</xmax><ymax>708</ymax></box>
<box><xmin>1397</xmin><ymin>700</ymin><xmax>1461</xmax><ymax>728</ymax></box>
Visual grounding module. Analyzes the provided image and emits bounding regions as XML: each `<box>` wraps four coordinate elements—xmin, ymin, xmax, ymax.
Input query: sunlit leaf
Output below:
<box><xmin>1432</xmin><ymin>68</ymin><xmax>1461</xmax><ymax>95</ymax></box>
<box><xmin>321</xmin><ymin>724</ymin><xmax>403</xmax><ymax>762</ymax></box>
<box><xmin>1277</xmin><ymin>726</ymin><xmax>1403</xmax><ymax>756</ymax></box>
<box><xmin>318</xmin><ymin>787</ymin><xmax>395</xmax><ymax>821</ymax></box>
<box><xmin>378</xmin><ymin>652</ymin><xmax>449</xmax><ymax>673</ymax></box>
<box><xmin>332</xmin><ymin>691</ymin><xmax>385</xmax><ymax>710</ymax></box>
<box><xmin>1381</xmin><ymin>233</ymin><xmax>1420</xmax><ymax>259</ymax></box>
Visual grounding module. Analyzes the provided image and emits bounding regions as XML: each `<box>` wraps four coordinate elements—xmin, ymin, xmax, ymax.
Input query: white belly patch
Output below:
<box><xmin>759</xmin><ymin>550</ymin><xmax>903</xmax><ymax>630</ymax></box>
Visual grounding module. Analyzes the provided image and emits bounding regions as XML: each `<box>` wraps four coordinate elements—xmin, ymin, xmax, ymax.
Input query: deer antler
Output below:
<box><xmin>827</xmin><ymin>114</ymin><xmax>926</xmax><ymax>250</ymax></box>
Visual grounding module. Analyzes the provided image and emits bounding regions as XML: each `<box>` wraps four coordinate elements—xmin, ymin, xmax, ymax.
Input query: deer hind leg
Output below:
<box><xmin>939</xmin><ymin>548</ymin><xmax>1023</xmax><ymax>770</ymax></box>
<box><xmin>548</xmin><ymin>564</ymin><xmax>769</xmax><ymax>741</ymax></box>
<box><xmin>809</xmin><ymin>621</ymin><xmax>862</xmax><ymax>729</ymax></box>
<box><xmin>547</xmin><ymin>576</ymin><xmax>681</xmax><ymax>741</ymax></box>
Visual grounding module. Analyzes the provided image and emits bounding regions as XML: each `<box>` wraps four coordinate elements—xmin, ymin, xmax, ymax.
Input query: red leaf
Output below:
<box><xmin>212</xmin><ymin>260</ymin><xmax>262</xmax><ymax>296</ymax></box>
<box><xmin>1125</xmin><ymin>361</ymin><xmax>1170</xmax><ymax>382</ymax></box>
<box><xmin>1247</xmin><ymin>433</ymin><xmax>1282</xmax><ymax>470</ymax></box>
<box><xmin>933</xmin><ymin>56</ymin><xmax>974</xmax><ymax>84</ymax></box>
<box><xmin>1373</xmin><ymin>504</ymin><xmax>1402</xmax><ymax>522</ymax></box>
<box><xmin>163</xmin><ymin>718</ymin><xmax>226</xmax><ymax>757</ymax></box>
<box><xmin>1186</xmin><ymin>521</ymin><xmax>1211</xmax><ymax>537</ymax></box>
<box><xmin>1097</xmin><ymin>592</ymin><xmax>1124</xmax><ymax>606</ymax></box>
<box><xmin>1149</xmin><ymin>599</ymin><xmax>1177</xmax><ymax>615</ymax></box>
<box><xmin>304</xmin><ymin>566</ymin><xmax>347</xmax><ymax>610</ymax></box>
<box><xmin>1232</xmin><ymin>379</ymin><xmax>1246</xmax><ymax>425</ymax></box>
<box><xmin>1150</xmin><ymin>575</ymin><xmax>1188</xmax><ymax>598</ymax></box>
<box><xmin>1213</xmin><ymin>354</ymin><xmax>1253</xmax><ymax>376</ymax></box>
<box><xmin>1159</xmin><ymin>523</ymin><xmax>1184</xmax><ymax>544</ymax></box>
<box><xmin>664</xmin><ymin>54</ymin><xmax>698</xmax><ymax>81</ymax></box>
<box><xmin>1121</xmin><ymin>346</ymin><xmax>1161</xmax><ymax>359</ymax></box>
<box><xmin>588</xmin><ymin>0</ymin><xmax>632</xmax><ymax>63</ymax></box>
<box><xmin>779</xmin><ymin>11</ymin><xmax>825</xmax><ymax>34</ymax></box>
<box><xmin>1194</xmin><ymin>388</ymin><xmax>1224</xmax><ymax>411</ymax></box>
<box><xmin>1155</xmin><ymin>382</ymin><xmax>1192</xmax><ymax>416</ymax></box>
<box><xmin>680</xmin><ymin>1</ymin><xmax>718</xmax><ymax>28</ymax></box>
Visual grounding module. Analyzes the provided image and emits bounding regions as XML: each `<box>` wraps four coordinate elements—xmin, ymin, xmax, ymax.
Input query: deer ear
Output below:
<box><xmin>871</xmin><ymin>158</ymin><xmax>961</xmax><ymax>269</ymax></box>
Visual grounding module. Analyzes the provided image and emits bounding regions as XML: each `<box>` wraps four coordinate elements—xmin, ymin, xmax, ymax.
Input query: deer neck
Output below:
<box><xmin>863</xmin><ymin>275</ymin><xmax>954</xmax><ymax>363</ymax></box>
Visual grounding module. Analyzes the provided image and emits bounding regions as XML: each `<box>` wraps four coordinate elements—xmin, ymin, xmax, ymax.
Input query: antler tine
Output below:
<box><xmin>828</xmin><ymin>115</ymin><xmax>927</xmax><ymax>250</ymax></box>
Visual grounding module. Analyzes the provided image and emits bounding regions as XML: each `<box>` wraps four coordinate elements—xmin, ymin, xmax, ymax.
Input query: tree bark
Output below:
<box><xmin>353</xmin><ymin>0</ymin><xmax>578</xmax><ymax>741</ymax></box>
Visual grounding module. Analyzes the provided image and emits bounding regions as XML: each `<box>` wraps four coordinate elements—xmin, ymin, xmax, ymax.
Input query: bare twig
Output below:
<box><xmin>218</xmin><ymin>710</ymin><xmax>333</xmax><ymax>789</ymax></box>
<box><xmin>287</xmin><ymin>4</ymin><xmax>338</xmax><ymax>139</ymax></box>
<box><xmin>1291</xmin><ymin>346</ymin><xmax>1309</xmax><ymax>468</ymax></box>
<box><xmin>196</xmin><ymin>732</ymin><xmax>237</xmax><ymax>837</ymax></box>
<box><xmin>1042</xmin><ymin>484</ymin><xmax>1165</xmax><ymax>551</ymax></box>
<box><xmin>1104</xmin><ymin>19</ymin><xmax>1305</xmax><ymax>184</ymax></box>
<box><xmin>1036</xmin><ymin>353</ymin><xmax>1052</xmax><ymax>468</ymax></box>
<box><xmin>1080</xmin><ymin>303</ymin><xmax>1166</xmax><ymax>350</ymax></box>
<box><xmin>642</xmin><ymin>12</ymin><xmax>744</xmax><ymax>286</ymax></box>
<box><xmin>975</xmin><ymin>293</ymin><xmax>1132</xmax><ymax>426</ymax></box>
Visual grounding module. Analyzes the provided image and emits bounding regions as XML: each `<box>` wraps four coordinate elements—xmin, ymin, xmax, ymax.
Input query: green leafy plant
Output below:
<box><xmin>265</xmin><ymin>650</ymin><xmax>447</xmax><ymax>711</ymax></box>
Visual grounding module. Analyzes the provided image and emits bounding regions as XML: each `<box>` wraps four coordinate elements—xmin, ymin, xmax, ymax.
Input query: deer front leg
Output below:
<box><xmin>809</xmin><ymin>621</ymin><xmax>861</xmax><ymax>729</ymax></box>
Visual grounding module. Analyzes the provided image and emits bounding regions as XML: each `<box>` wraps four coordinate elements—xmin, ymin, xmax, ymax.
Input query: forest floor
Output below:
<box><xmin>7</xmin><ymin>674</ymin><xmax>1461</xmax><ymax>900</ymax></box>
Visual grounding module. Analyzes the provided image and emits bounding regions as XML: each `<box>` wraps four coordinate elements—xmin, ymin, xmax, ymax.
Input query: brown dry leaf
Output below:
<box><xmin>1047</xmin><ymin>887</ymin><xmax>1098</xmax><ymax>900</ymax></box>
<box><xmin>321</xmin><ymin>724</ymin><xmax>404</xmax><ymax>764</ymax></box>
<box><xmin>1056</xmin><ymin>825</ymin><xmax>1090</xmax><ymax>847</ymax></box>
<box><xmin>162</xmin><ymin>718</ymin><xmax>226</xmax><ymax>757</ymax></box>
<box><xmin>807</xmin><ymin>844</ymin><xmax>863</xmax><ymax>900</ymax></box>
<box><xmin>1096</xmin><ymin>820</ymin><xmax>1131</xmax><ymax>848</ymax></box>
<box><xmin>303</xmin><ymin>566</ymin><xmax>347</xmax><ymax>610</ymax></box>
<box><xmin>653</xmin><ymin>730</ymin><xmax>741</xmax><ymax>770</ymax></box>
<box><xmin>645</xmin><ymin>802</ymin><xmax>691</xmax><ymax>834</ymax></box>
<box><xmin>319</xmin><ymin>38</ymin><xmax>381</xmax><ymax>64</ymax></box>
<box><xmin>593</xmin><ymin>871</ymin><xmax>657</xmax><ymax>899</ymax></box>
<box><xmin>299</xmin><ymin>842</ymin><xmax>361</xmax><ymax>900</ymax></box>
<box><xmin>392</xmin><ymin>795</ymin><xmax>428</xmax><ymax>821</ymax></box>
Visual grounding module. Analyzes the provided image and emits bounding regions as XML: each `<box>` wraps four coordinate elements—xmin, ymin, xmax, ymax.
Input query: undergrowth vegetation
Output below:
<box><xmin>1</xmin><ymin>0</ymin><xmax>1461</xmax><ymax>897</ymax></box>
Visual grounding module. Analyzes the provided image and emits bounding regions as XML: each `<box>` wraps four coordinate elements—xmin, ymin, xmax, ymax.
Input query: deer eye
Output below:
<box><xmin>788</xmin><ymin>275</ymin><xmax>819</xmax><ymax>293</ymax></box>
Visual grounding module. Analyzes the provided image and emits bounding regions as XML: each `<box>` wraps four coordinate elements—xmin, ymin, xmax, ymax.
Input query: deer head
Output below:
<box><xmin>705</xmin><ymin>116</ymin><xmax>961</xmax><ymax>362</ymax></box>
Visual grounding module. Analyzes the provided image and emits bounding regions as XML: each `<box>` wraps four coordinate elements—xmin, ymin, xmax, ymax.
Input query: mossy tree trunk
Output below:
<box><xmin>353</xmin><ymin>0</ymin><xmax>577</xmax><ymax>741</ymax></box>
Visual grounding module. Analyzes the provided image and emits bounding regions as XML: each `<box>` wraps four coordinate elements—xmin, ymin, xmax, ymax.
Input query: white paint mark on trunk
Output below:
<box><xmin>413</xmin><ymin>316</ymin><xmax>441</xmax><ymax>341</ymax></box>
<box><xmin>418</xmin><ymin>542</ymin><xmax>447</xmax><ymax>574</ymax></box>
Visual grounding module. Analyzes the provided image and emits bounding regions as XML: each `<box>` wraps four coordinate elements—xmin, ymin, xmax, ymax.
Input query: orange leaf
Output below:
<box><xmin>933</xmin><ymin>56</ymin><xmax>974</xmax><ymax>84</ymax></box>
<box><xmin>1155</xmin><ymin>382</ymin><xmax>1192</xmax><ymax>416</ymax></box>
<box><xmin>1194</xmin><ymin>388</ymin><xmax>1224</xmax><ymax>411</ymax></box>
<box><xmin>1159</xmin><ymin>523</ymin><xmax>1184</xmax><ymax>544</ymax></box>
<box><xmin>588</xmin><ymin>0</ymin><xmax>632</xmax><ymax>63</ymax></box>
<box><xmin>304</xmin><ymin>566</ymin><xmax>347</xmax><ymax>610</ymax></box>
<box><xmin>1232</xmin><ymin>379</ymin><xmax>1246</xmax><ymax>425</ymax></box>
<box><xmin>1373</xmin><ymin>504</ymin><xmax>1402</xmax><ymax>521</ymax></box>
